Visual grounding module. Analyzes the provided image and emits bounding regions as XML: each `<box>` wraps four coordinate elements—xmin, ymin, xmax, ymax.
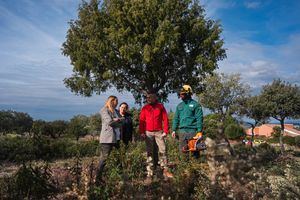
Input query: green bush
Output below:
<box><xmin>295</xmin><ymin>136</ymin><xmax>300</xmax><ymax>147</ymax></box>
<box><xmin>283</xmin><ymin>136</ymin><xmax>296</xmax><ymax>146</ymax></box>
<box><xmin>233</xmin><ymin>144</ymin><xmax>256</xmax><ymax>159</ymax></box>
<box><xmin>0</xmin><ymin>135</ymin><xmax>99</xmax><ymax>163</ymax></box>
<box><xmin>267</xmin><ymin>136</ymin><xmax>279</xmax><ymax>144</ymax></box>
<box><xmin>0</xmin><ymin>136</ymin><xmax>35</xmax><ymax>162</ymax></box>
<box><xmin>271</xmin><ymin>126</ymin><xmax>281</xmax><ymax>138</ymax></box>
<box><xmin>224</xmin><ymin>123</ymin><xmax>245</xmax><ymax>140</ymax></box>
<box><xmin>77</xmin><ymin>140</ymin><xmax>99</xmax><ymax>157</ymax></box>
<box><xmin>255</xmin><ymin>143</ymin><xmax>278</xmax><ymax>163</ymax></box>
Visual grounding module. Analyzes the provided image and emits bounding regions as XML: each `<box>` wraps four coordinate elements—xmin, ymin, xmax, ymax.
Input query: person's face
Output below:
<box><xmin>119</xmin><ymin>104</ymin><xmax>128</xmax><ymax>114</ymax></box>
<box><xmin>146</xmin><ymin>94</ymin><xmax>157</xmax><ymax>104</ymax></box>
<box><xmin>112</xmin><ymin>98</ymin><xmax>118</xmax><ymax>108</ymax></box>
<box><xmin>179</xmin><ymin>92</ymin><xmax>188</xmax><ymax>100</ymax></box>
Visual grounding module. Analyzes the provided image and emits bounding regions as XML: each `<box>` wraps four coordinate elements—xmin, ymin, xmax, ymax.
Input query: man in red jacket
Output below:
<box><xmin>139</xmin><ymin>91</ymin><xmax>173</xmax><ymax>180</ymax></box>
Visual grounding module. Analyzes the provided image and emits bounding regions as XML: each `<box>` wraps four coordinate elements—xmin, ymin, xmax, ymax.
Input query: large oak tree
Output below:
<box><xmin>261</xmin><ymin>79</ymin><xmax>300</xmax><ymax>153</ymax></box>
<box><xmin>62</xmin><ymin>0</ymin><xmax>226</xmax><ymax>103</ymax></box>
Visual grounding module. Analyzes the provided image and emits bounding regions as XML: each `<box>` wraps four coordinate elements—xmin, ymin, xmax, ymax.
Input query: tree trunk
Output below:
<box><xmin>280</xmin><ymin>120</ymin><xmax>285</xmax><ymax>154</ymax></box>
<box><xmin>251</xmin><ymin>125</ymin><xmax>254</xmax><ymax>148</ymax></box>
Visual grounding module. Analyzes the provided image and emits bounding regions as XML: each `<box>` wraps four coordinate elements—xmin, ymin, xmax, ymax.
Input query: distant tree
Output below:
<box><xmin>31</xmin><ymin>120</ymin><xmax>48</xmax><ymax>137</ymax></box>
<box><xmin>13</xmin><ymin>112</ymin><xmax>33</xmax><ymax>134</ymax></box>
<box><xmin>204</xmin><ymin>113</ymin><xmax>240</xmax><ymax>139</ymax></box>
<box><xmin>261</xmin><ymin>79</ymin><xmax>300</xmax><ymax>153</ymax></box>
<box><xmin>271</xmin><ymin>126</ymin><xmax>281</xmax><ymax>138</ymax></box>
<box><xmin>49</xmin><ymin>120</ymin><xmax>68</xmax><ymax>138</ymax></box>
<box><xmin>87</xmin><ymin>114</ymin><xmax>102</xmax><ymax>138</ymax></box>
<box><xmin>224</xmin><ymin>123</ymin><xmax>245</xmax><ymax>140</ymax></box>
<box><xmin>68</xmin><ymin>115</ymin><xmax>89</xmax><ymax>141</ymax></box>
<box><xmin>199</xmin><ymin>73</ymin><xmax>250</xmax><ymax>153</ymax></box>
<box><xmin>0</xmin><ymin>110</ymin><xmax>33</xmax><ymax>134</ymax></box>
<box><xmin>0</xmin><ymin>110</ymin><xmax>14</xmax><ymax>134</ymax></box>
<box><xmin>238</xmin><ymin>95</ymin><xmax>269</xmax><ymax>146</ymax></box>
<box><xmin>62</xmin><ymin>0</ymin><xmax>226</xmax><ymax>103</ymax></box>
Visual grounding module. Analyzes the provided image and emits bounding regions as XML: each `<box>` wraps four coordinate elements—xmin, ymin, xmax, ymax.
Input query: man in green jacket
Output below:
<box><xmin>172</xmin><ymin>85</ymin><xmax>203</xmax><ymax>157</ymax></box>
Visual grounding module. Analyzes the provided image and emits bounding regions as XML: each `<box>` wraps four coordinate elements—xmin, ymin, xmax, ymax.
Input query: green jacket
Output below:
<box><xmin>172</xmin><ymin>99</ymin><xmax>203</xmax><ymax>133</ymax></box>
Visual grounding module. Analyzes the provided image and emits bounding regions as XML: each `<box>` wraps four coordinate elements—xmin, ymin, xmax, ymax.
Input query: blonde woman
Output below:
<box><xmin>96</xmin><ymin>95</ymin><xmax>123</xmax><ymax>185</ymax></box>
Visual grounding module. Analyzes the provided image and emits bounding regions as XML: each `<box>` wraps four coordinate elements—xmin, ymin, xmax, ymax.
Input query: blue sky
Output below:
<box><xmin>0</xmin><ymin>0</ymin><xmax>299</xmax><ymax>121</ymax></box>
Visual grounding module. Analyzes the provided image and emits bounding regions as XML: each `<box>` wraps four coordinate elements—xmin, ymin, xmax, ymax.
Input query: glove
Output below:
<box><xmin>193</xmin><ymin>132</ymin><xmax>203</xmax><ymax>139</ymax></box>
<box><xmin>171</xmin><ymin>131</ymin><xmax>176</xmax><ymax>138</ymax></box>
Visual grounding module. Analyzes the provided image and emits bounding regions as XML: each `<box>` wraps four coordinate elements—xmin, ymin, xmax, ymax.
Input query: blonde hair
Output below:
<box><xmin>104</xmin><ymin>95</ymin><xmax>118</xmax><ymax>113</ymax></box>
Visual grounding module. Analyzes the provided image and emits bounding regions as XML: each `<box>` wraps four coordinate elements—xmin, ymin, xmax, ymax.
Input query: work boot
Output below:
<box><xmin>163</xmin><ymin>169</ymin><xmax>174</xmax><ymax>178</ymax></box>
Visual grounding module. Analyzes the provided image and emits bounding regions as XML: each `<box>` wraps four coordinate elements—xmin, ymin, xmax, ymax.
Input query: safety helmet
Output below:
<box><xmin>180</xmin><ymin>85</ymin><xmax>193</xmax><ymax>94</ymax></box>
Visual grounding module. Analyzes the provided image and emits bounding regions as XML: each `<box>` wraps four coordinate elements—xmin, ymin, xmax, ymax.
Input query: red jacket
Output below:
<box><xmin>139</xmin><ymin>102</ymin><xmax>169</xmax><ymax>134</ymax></box>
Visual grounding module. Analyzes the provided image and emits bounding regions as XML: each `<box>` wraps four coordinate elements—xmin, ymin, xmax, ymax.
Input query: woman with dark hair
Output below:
<box><xmin>119</xmin><ymin>102</ymin><xmax>133</xmax><ymax>145</ymax></box>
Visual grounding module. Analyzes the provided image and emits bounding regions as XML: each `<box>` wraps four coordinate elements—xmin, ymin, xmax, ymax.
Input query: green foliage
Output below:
<box><xmin>295</xmin><ymin>136</ymin><xmax>300</xmax><ymax>147</ymax></box>
<box><xmin>271</xmin><ymin>126</ymin><xmax>281</xmax><ymax>138</ymax></box>
<box><xmin>89</xmin><ymin>142</ymin><xmax>146</xmax><ymax>199</ymax></box>
<box><xmin>203</xmin><ymin>113</ymin><xmax>240</xmax><ymax>139</ymax></box>
<box><xmin>0</xmin><ymin>136</ymin><xmax>35</xmax><ymax>162</ymax></box>
<box><xmin>233</xmin><ymin>144</ymin><xmax>256</xmax><ymax>160</ymax></box>
<box><xmin>261</xmin><ymin>79</ymin><xmax>300</xmax><ymax>121</ymax></box>
<box><xmin>49</xmin><ymin>120</ymin><xmax>68</xmax><ymax>138</ymax></box>
<box><xmin>261</xmin><ymin>79</ymin><xmax>300</xmax><ymax>153</ymax></box>
<box><xmin>62</xmin><ymin>0</ymin><xmax>226</xmax><ymax>103</ymax></box>
<box><xmin>0</xmin><ymin>163</ymin><xmax>57</xmax><ymax>199</ymax></box>
<box><xmin>282</xmin><ymin>136</ymin><xmax>296</xmax><ymax>146</ymax></box>
<box><xmin>238</xmin><ymin>95</ymin><xmax>269</xmax><ymax>132</ymax></box>
<box><xmin>87</xmin><ymin>113</ymin><xmax>102</xmax><ymax>136</ymax></box>
<box><xmin>129</xmin><ymin>107</ymin><xmax>141</xmax><ymax>140</ymax></box>
<box><xmin>255</xmin><ymin>143</ymin><xmax>278</xmax><ymax>163</ymax></box>
<box><xmin>199</xmin><ymin>73</ymin><xmax>250</xmax><ymax>117</ymax></box>
<box><xmin>68</xmin><ymin>115</ymin><xmax>89</xmax><ymax>141</ymax></box>
<box><xmin>0</xmin><ymin>135</ymin><xmax>98</xmax><ymax>163</ymax></box>
<box><xmin>224</xmin><ymin>123</ymin><xmax>245</xmax><ymax>140</ymax></box>
<box><xmin>0</xmin><ymin>110</ymin><xmax>33</xmax><ymax>134</ymax></box>
<box><xmin>203</xmin><ymin>113</ymin><xmax>219</xmax><ymax>139</ymax></box>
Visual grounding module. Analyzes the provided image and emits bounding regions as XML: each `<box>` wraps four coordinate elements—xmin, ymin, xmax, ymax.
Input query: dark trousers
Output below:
<box><xmin>95</xmin><ymin>143</ymin><xmax>118</xmax><ymax>183</ymax></box>
<box><xmin>178</xmin><ymin>132</ymin><xmax>199</xmax><ymax>159</ymax></box>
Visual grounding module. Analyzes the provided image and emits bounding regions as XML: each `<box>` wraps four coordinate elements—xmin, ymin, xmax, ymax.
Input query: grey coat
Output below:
<box><xmin>99</xmin><ymin>107</ymin><xmax>122</xmax><ymax>144</ymax></box>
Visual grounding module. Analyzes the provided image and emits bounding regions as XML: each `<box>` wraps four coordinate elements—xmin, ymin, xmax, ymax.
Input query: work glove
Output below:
<box><xmin>171</xmin><ymin>131</ymin><xmax>176</xmax><ymax>138</ymax></box>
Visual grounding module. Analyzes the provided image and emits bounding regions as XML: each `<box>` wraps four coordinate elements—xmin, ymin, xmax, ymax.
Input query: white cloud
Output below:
<box><xmin>218</xmin><ymin>33</ymin><xmax>300</xmax><ymax>90</ymax></box>
<box><xmin>201</xmin><ymin>0</ymin><xmax>236</xmax><ymax>18</ymax></box>
<box><xmin>244</xmin><ymin>1</ymin><xmax>262</xmax><ymax>9</ymax></box>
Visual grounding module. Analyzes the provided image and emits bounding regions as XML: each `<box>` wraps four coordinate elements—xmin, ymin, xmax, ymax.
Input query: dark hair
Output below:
<box><xmin>119</xmin><ymin>102</ymin><xmax>128</xmax><ymax>109</ymax></box>
<box><xmin>146</xmin><ymin>89</ymin><xmax>157</xmax><ymax>95</ymax></box>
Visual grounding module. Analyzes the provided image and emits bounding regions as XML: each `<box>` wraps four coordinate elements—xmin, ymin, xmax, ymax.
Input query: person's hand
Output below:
<box><xmin>141</xmin><ymin>133</ymin><xmax>146</xmax><ymax>139</ymax></box>
<box><xmin>113</xmin><ymin>118</ymin><xmax>121</xmax><ymax>122</ymax></box>
<box><xmin>162</xmin><ymin>132</ymin><xmax>167</xmax><ymax>138</ymax></box>
<box><xmin>171</xmin><ymin>131</ymin><xmax>176</xmax><ymax>138</ymax></box>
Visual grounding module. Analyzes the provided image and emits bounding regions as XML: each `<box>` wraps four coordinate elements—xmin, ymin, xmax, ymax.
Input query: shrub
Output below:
<box><xmin>295</xmin><ymin>136</ymin><xmax>300</xmax><ymax>147</ymax></box>
<box><xmin>77</xmin><ymin>140</ymin><xmax>99</xmax><ymax>157</ymax></box>
<box><xmin>0</xmin><ymin>135</ymin><xmax>99</xmax><ymax>163</ymax></box>
<box><xmin>225</xmin><ymin>124</ymin><xmax>245</xmax><ymax>140</ymax></box>
<box><xmin>255</xmin><ymin>143</ymin><xmax>278</xmax><ymax>163</ymax></box>
<box><xmin>282</xmin><ymin>136</ymin><xmax>295</xmax><ymax>146</ymax></box>
<box><xmin>271</xmin><ymin>126</ymin><xmax>281</xmax><ymax>138</ymax></box>
<box><xmin>233</xmin><ymin>144</ymin><xmax>256</xmax><ymax>159</ymax></box>
<box><xmin>0</xmin><ymin>136</ymin><xmax>35</xmax><ymax>162</ymax></box>
<box><xmin>0</xmin><ymin>163</ymin><xmax>58</xmax><ymax>199</ymax></box>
